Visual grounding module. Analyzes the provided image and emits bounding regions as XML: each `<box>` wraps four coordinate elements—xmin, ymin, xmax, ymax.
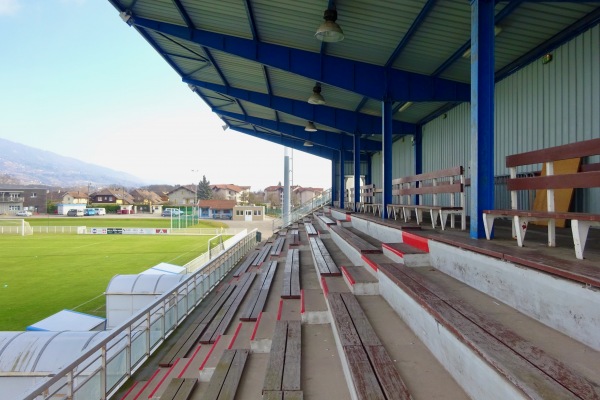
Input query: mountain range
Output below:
<box><xmin>0</xmin><ymin>138</ymin><xmax>144</xmax><ymax>187</ymax></box>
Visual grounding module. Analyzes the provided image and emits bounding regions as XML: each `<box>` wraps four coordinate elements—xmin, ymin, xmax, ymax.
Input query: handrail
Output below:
<box><xmin>272</xmin><ymin>189</ymin><xmax>331</xmax><ymax>230</ymax></box>
<box><xmin>20</xmin><ymin>228</ymin><xmax>257</xmax><ymax>400</ymax></box>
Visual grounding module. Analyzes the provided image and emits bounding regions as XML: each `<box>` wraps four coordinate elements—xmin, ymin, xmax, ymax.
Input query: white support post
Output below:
<box><xmin>546</xmin><ymin>161</ymin><xmax>556</xmax><ymax>247</ymax></box>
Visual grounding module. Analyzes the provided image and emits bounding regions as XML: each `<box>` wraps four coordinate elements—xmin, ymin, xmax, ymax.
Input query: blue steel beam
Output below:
<box><xmin>185</xmin><ymin>78</ymin><xmax>416</xmax><ymax>135</ymax></box>
<box><xmin>131</xmin><ymin>16</ymin><xmax>470</xmax><ymax>102</ymax></box>
<box><xmin>216</xmin><ymin>110</ymin><xmax>381</xmax><ymax>152</ymax></box>
<box><xmin>230</xmin><ymin>126</ymin><xmax>336</xmax><ymax>159</ymax></box>
<box><xmin>433</xmin><ymin>0</ymin><xmax>524</xmax><ymax>77</ymax></box>
<box><xmin>171</xmin><ymin>0</ymin><xmax>195</xmax><ymax>29</ymax></box>
<box><xmin>385</xmin><ymin>0</ymin><xmax>437</xmax><ymax>67</ymax></box>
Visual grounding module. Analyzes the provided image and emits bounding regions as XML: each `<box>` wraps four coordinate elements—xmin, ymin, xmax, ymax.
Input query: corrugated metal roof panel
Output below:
<box><xmin>208</xmin><ymin>50</ymin><xmax>268</xmax><ymax>93</ymax></box>
<box><xmin>182</xmin><ymin>0</ymin><xmax>253</xmax><ymax>38</ymax></box>
<box><xmin>252</xmin><ymin>0</ymin><xmax>323</xmax><ymax>52</ymax></box>
<box><xmin>131</xmin><ymin>0</ymin><xmax>185</xmax><ymax>26</ymax></box>
<box><xmin>392</xmin><ymin>2</ymin><xmax>471</xmax><ymax>75</ymax></box>
<box><xmin>238</xmin><ymin>101</ymin><xmax>277</xmax><ymax>120</ymax></box>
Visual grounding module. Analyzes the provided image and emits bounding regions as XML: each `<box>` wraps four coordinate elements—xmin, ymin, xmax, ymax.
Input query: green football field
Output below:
<box><xmin>0</xmin><ymin>219</ymin><xmax>227</xmax><ymax>331</ymax></box>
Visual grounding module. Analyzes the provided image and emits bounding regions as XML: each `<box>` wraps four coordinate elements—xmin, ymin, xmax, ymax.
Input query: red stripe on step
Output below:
<box><xmin>132</xmin><ymin>369</ymin><xmax>160</xmax><ymax>400</ymax></box>
<box><xmin>199</xmin><ymin>335</ymin><xmax>221</xmax><ymax>371</ymax></box>
<box><xmin>250</xmin><ymin>312</ymin><xmax>263</xmax><ymax>340</ymax></box>
<box><xmin>177</xmin><ymin>345</ymin><xmax>202</xmax><ymax>379</ymax></box>
<box><xmin>228</xmin><ymin>322</ymin><xmax>243</xmax><ymax>349</ymax></box>
<box><xmin>120</xmin><ymin>381</ymin><xmax>139</xmax><ymax>400</ymax></box>
<box><xmin>402</xmin><ymin>231</ymin><xmax>429</xmax><ymax>252</ymax></box>
<box><xmin>277</xmin><ymin>299</ymin><xmax>284</xmax><ymax>321</ymax></box>
<box><xmin>321</xmin><ymin>276</ymin><xmax>329</xmax><ymax>297</ymax></box>
<box><xmin>148</xmin><ymin>358</ymin><xmax>180</xmax><ymax>398</ymax></box>
<box><xmin>361</xmin><ymin>254</ymin><xmax>378</xmax><ymax>272</ymax></box>
<box><xmin>341</xmin><ymin>266</ymin><xmax>355</xmax><ymax>285</ymax></box>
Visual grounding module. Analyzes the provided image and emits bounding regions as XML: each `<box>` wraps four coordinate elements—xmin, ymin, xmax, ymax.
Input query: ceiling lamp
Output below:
<box><xmin>305</xmin><ymin>121</ymin><xmax>318</xmax><ymax>132</ymax></box>
<box><xmin>308</xmin><ymin>84</ymin><xmax>326</xmax><ymax>105</ymax></box>
<box><xmin>398</xmin><ymin>102</ymin><xmax>413</xmax><ymax>113</ymax></box>
<box><xmin>303</xmin><ymin>141</ymin><xmax>314</xmax><ymax>147</ymax></box>
<box><xmin>315</xmin><ymin>8</ymin><xmax>344</xmax><ymax>42</ymax></box>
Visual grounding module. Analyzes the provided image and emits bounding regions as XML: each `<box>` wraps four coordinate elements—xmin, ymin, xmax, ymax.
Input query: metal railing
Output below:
<box><xmin>21</xmin><ymin>229</ymin><xmax>257</xmax><ymax>400</ymax></box>
<box><xmin>272</xmin><ymin>189</ymin><xmax>331</xmax><ymax>230</ymax></box>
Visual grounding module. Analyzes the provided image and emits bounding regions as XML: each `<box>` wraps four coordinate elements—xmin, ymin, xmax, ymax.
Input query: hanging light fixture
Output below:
<box><xmin>305</xmin><ymin>121</ymin><xmax>317</xmax><ymax>132</ymax></box>
<box><xmin>308</xmin><ymin>84</ymin><xmax>326</xmax><ymax>105</ymax></box>
<box><xmin>315</xmin><ymin>7</ymin><xmax>344</xmax><ymax>42</ymax></box>
<box><xmin>303</xmin><ymin>140</ymin><xmax>314</xmax><ymax>147</ymax></box>
<box><xmin>398</xmin><ymin>102</ymin><xmax>413</xmax><ymax>113</ymax></box>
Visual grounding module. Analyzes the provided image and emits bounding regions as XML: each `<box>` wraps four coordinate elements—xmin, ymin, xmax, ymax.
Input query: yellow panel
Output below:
<box><xmin>532</xmin><ymin>158</ymin><xmax>581</xmax><ymax>228</ymax></box>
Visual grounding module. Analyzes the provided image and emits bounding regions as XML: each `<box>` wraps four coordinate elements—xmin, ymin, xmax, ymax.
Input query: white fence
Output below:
<box><xmin>20</xmin><ymin>229</ymin><xmax>257</xmax><ymax>400</ymax></box>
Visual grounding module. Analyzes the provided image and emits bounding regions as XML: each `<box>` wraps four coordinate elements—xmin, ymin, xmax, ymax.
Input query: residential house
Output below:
<box><xmin>211</xmin><ymin>184</ymin><xmax>250</xmax><ymax>204</ymax></box>
<box><xmin>61</xmin><ymin>191</ymin><xmax>89</xmax><ymax>205</ymax></box>
<box><xmin>0</xmin><ymin>187</ymin><xmax>24</xmax><ymax>215</ymax></box>
<box><xmin>90</xmin><ymin>188</ymin><xmax>134</xmax><ymax>205</ymax></box>
<box><xmin>263</xmin><ymin>185</ymin><xmax>300</xmax><ymax>206</ymax></box>
<box><xmin>0</xmin><ymin>185</ymin><xmax>52</xmax><ymax>215</ymax></box>
<box><xmin>129</xmin><ymin>189</ymin><xmax>163</xmax><ymax>205</ymax></box>
<box><xmin>297</xmin><ymin>187</ymin><xmax>324</xmax><ymax>204</ymax></box>
<box><xmin>198</xmin><ymin>199</ymin><xmax>236</xmax><ymax>219</ymax></box>
<box><xmin>167</xmin><ymin>185</ymin><xmax>197</xmax><ymax>206</ymax></box>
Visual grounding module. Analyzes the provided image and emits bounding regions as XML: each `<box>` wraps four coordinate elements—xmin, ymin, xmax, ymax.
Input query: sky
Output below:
<box><xmin>0</xmin><ymin>0</ymin><xmax>332</xmax><ymax>191</ymax></box>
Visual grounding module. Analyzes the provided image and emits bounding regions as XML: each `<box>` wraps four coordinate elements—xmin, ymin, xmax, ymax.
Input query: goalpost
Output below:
<box><xmin>0</xmin><ymin>219</ymin><xmax>34</xmax><ymax>236</ymax></box>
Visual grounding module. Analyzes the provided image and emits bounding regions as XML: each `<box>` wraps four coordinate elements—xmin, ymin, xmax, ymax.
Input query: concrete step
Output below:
<box><xmin>382</xmin><ymin>242</ymin><xmax>430</xmax><ymax>267</ymax></box>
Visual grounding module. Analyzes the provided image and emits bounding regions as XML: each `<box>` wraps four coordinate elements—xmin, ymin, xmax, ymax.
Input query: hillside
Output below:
<box><xmin>0</xmin><ymin>138</ymin><xmax>144</xmax><ymax>187</ymax></box>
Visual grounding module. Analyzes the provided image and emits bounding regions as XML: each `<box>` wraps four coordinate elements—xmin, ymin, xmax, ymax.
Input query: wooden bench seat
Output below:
<box><xmin>271</xmin><ymin>237</ymin><xmax>286</xmax><ymax>256</ymax></box>
<box><xmin>262</xmin><ymin>391</ymin><xmax>303</xmax><ymax>400</ymax></box>
<box><xmin>159</xmin><ymin>377</ymin><xmax>197</xmax><ymax>400</ymax></box>
<box><xmin>282</xmin><ymin>249</ymin><xmax>301</xmax><ymax>299</ymax></box>
<box><xmin>240</xmin><ymin>261</ymin><xmax>278</xmax><ymax>321</ymax></box>
<box><xmin>388</xmin><ymin>166</ymin><xmax>466</xmax><ymax>230</ymax></box>
<box><xmin>289</xmin><ymin>229</ymin><xmax>300</xmax><ymax>247</ymax></box>
<box><xmin>330</xmin><ymin>225</ymin><xmax>381</xmax><ymax>254</ymax></box>
<box><xmin>357</xmin><ymin>184</ymin><xmax>382</xmax><ymax>215</ymax></box>
<box><xmin>252</xmin><ymin>244</ymin><xmax>272</xmax><ymax>267</ymax></box>
<box><xmin>317</xmin><ymin>214</ymin><xmax>336</xmax><ymax>227</ymax></box>
<box><xmin>483</xmin><ymin>138</ymin><xmax>600</xmax><ymax>259</ymax></box>
<box><xmin>233</xmin><ymin>250</ymin><xmax>259</xmax><ymax>278</ymax></box>
<box><xmin>159</xmin><ymin>285</ymin><xmax>237</xmax><ymax>367</ymax></box>
<box><xmin>202</xmin><ymin>349</ymin><xmax>249</xmax><ymax>400</ymax></box>
<box><xmin>378</xmin><ymin>261</ymin><xmax>599</xmax><ymax>399</ymax></box>
<box><xmin>263</xmin><ymin>320</ymin><xmax>302</xmax><ymax>397</ymax></box>
<box><xmin>327</xmin><ymin>292</ymin><xmax>410</xmax><ymax>400</ymax></box>
<box><xmin>200</xmin><ymin>272</ymin><xmax>256</xmax><ymax>344</ymax></box>
<box><xmin>304</xmin><ymin>223</ymin><xmax>318</xmax><ymax>236</ymax></box>
<box><xmin>308</xmin><ymin>237</ymin><xmax>341</xmax><ymax>276</ymax></box>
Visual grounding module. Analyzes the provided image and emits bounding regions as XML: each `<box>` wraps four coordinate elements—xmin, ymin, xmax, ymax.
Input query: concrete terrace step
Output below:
<box><xmin>378</xmin><ymin>262</ymin><xmax>600</xmax><ymax>399</ymax></box>
<box><xmin>382</xmin><ymin>242</ymin><xmax>430</xmax><ymax>267</ymax></box>
<box><xmin>340</xmin><ymin>265</ymin><xmax>379</xmax><ymax>295</ymax></box>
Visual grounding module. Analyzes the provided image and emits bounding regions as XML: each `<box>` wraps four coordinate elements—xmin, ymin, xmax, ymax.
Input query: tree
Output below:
<box><xmin>197</xmin><ymin>175</ymin><xmax>213</xmax><ymax>200</ymax></box>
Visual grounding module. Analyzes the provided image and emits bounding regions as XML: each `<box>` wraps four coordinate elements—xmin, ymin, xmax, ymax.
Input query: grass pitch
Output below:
<box><xmin>0</xmin><ymin>220</ymin><xmax>225</xmax><ymax>331</ymax></box>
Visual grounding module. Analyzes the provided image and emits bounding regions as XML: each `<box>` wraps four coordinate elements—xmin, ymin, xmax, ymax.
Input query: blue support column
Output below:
<box><xmin>414</xmin><ymin>125</ymin><xmax>423</xmax><ymax>205</ymax></box>
<box><xmin>339</xmin><ymin>148</ymin><xmax>346</xmax><ymax>210</ymax></box>
<box><xmin>366</xmin><ymin>158</ymin><xmax>372</xmax><ymax>186</ymax></box>
<box><xmin>331</xmin><ymin>154</ymin><xmax>338</xmax><ymax>208</ymax></box>
<box><xmin>470</xmin><ymin>0</ymin><xmax>495</xmax><ymax>238</ymax></box>
<box><xmin>354</xmin><ymin>132</ymin><xmax>361</xmax><ymax>211</ymax></box>
<box><xmin>382</xmin><ymin>100</ymin><xmax>393</xmax><ymax>219</ymax></box>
